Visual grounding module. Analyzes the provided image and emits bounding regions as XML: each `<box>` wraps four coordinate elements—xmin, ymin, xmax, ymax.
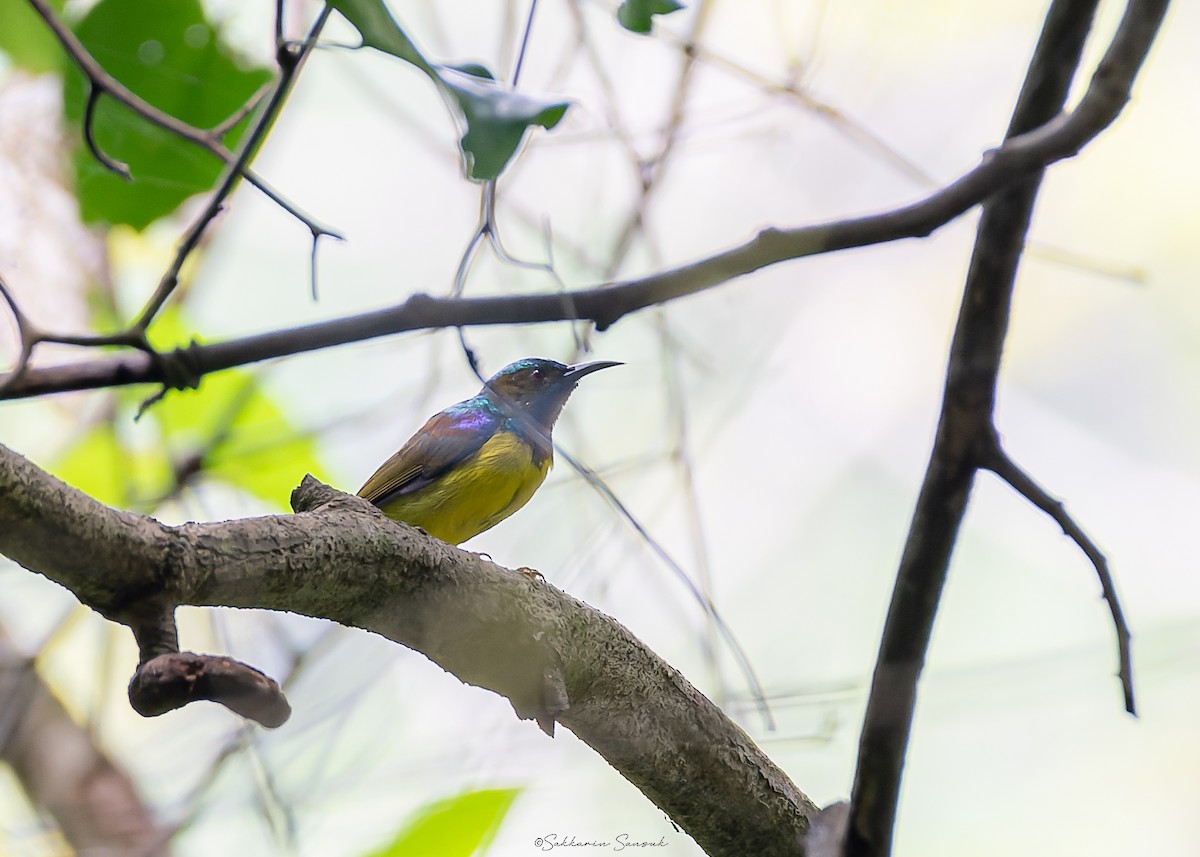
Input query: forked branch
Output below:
<box><xmin>844</xmin><ymin>0</ymin><xmax>1165</xmax><ymax>855</ymax></box>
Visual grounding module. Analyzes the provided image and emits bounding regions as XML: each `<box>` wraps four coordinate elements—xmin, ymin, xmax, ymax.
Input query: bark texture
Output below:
<box><xmin>0</xmin><ymin>444</ymin><xmax>817</xmax><ymax>857</ymax></box>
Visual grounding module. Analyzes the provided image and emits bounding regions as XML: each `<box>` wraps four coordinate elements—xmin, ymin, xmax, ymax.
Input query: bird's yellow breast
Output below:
<box><xmin>376</xmin><ymin>429</ymin><xmax>551</xmax><ymax>545</ymax></box>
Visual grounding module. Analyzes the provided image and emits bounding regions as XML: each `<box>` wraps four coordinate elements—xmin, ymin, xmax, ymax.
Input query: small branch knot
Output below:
<box><xmin>290</xmin><ymin>474</ymin><xmax>380</xmax><ymax>515</ymax></box>
<box><xmin>159</xmin><ymin>340</ymin><xmax>205</xmax><ymax>391</ymax></box>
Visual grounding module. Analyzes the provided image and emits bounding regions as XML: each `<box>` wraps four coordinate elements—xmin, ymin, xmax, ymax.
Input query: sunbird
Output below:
<box><xmin>358</xmin><ymin>357</ymin><xmax>620</xmax><ymax>544</ymax></box>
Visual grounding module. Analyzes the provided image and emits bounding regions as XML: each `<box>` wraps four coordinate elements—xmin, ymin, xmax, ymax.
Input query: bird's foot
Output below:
<box><xmin>516</xmin><ymin>566</ymin><xmax>544</xmax><ymax>582</ymax></box>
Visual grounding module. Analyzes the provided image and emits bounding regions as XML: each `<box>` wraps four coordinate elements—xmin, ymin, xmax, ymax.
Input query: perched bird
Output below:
<box><xmin>358</xmin><ymin>357</ymin><xmax>620</xmax><ymax>544</ymax></box>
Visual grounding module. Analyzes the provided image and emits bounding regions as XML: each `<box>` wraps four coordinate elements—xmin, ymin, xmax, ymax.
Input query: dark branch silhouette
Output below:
<box><xmin>0</xmin><ymin>27</ymin><xmax>1170</xmax><ymax>405</ymax></box>
<box><xmin>843</xmin><ymin>0</ymin><xmax>1165</xmax><ymax>854</ymax></box>
<box><xmin>983</xmin><ymin>447</ymin><xmax>1136</xmax><ymax>713</ymax></box>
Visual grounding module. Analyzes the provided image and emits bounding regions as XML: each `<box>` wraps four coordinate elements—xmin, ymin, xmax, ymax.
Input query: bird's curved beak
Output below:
<box><xmin>563</xmin><ymin>360</ymin><xmax>623</xmax><ymax>382</ymax></box>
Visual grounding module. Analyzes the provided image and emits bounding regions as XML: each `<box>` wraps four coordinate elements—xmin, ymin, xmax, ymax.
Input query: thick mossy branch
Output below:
<box><xmin>0</xmin><ymin>444</ymin><xmax>816</xmax><ymax>857</ymax></box>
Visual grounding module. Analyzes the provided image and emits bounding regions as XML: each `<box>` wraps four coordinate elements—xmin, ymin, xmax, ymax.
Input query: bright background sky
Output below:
<box><xmin>2</xmin><ymin>1</ymin><xmax>1198</xmax><ymax>855</ymax></box>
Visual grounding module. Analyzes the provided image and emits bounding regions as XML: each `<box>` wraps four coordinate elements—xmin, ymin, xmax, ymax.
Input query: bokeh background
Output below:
<box><xmin>2</xmin><ymin>0</ymin><xmax>1198</xmax><ymax>855</ymax></box>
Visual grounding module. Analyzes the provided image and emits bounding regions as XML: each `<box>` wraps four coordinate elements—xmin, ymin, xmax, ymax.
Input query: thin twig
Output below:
<box><xmin>26</xmin><ymin>0</ymin><xmax>338</xmax><ymax>244</ymax></box>
<box><xmin>560</xmin><ymin>445</ymin><xmax>777</xmax><ymax>731</ymax></box>
<box><xmin>13</xmin><ymin>2</ymin><xmax>341</xmax><ymax>373</ymax></box>
<box><xmin>211</xmin><ymin>80</ymin><xmax>274</xmax><ymax>138</ymax></box>
<box><xmin>983</xmin><ymin>447</ymin><xmax>1136</xmax><ymax>714</ymax></box>
<box><xmin>647</xmin><ymin>6</ymin><xmax>936</xmax><ymax>187</ymax></box>
<box><xmin>273</xmin><ymin>0</ymin><xmax>286</xmax><ymax>54</ymax></box>
<box><xmin>451</xmin><ymin>4</ymin><xmax>568</xmax><ymax>370</ymax></box>
<box><xmin>130</xmin><ymin>6</ymin><xmax>335</xmax><ymax>332</ymax></box>
<box><xmin>597</xmin><ymin>0</ymin><xmax>715</xmax><ymax>283</ymax></box>
<box><xmin>82</xmin><ymin>82</ymin><xmax>131</xmax><ymax>179</ymax></box>
<box><xmin>510</xmin><ymin>0</ymin><xmax>539</xmax><ymax>86</ymax></box>
<box><xmin>0</xmin><ymin>277</ymin><xmax>39</xmax><ymax>395</ymax></box>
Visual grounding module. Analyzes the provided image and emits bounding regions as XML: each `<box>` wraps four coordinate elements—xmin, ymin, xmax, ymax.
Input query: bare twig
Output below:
<box><xmin>555</xmin><ymin>444</ymin><xmax>777</xmax><ymax>731</ymax></box>
<box><xmin>0</xmin><ymin>277</ymin><xmax>38</xmax><ymax>396</ymax></box>
<box><xmin>647</xmin><ymin>8</ymin><xmax>936</xmax><ymax>187</ymax></box>
<box><xmin>510</xmin><ymin>0</ymin><xmax>539</xmax><ymax>85</ymax></box>
<box><xmin>211</xmin><ymin>80</ymin><xmax>274</xmax><ymax>139</ymax></box>
<box><xmin>130</xmin><ymin>6</ymin><xmax>336</xmax><ymax>332</ymax></box>
<box><xmin>82</xmin><ymin>81</ymin><xmax>131</xmax><ymax>179</ymax></box>
<box><xmin>604</xmin><ymin>0</ymin><xmax>713</xmax><ymax>278</ymax></box>
<box><xmin>983</xmin><ymin>447</ymin><xmax>1136</xmax><ymax>714</ymax></box>
<box><xmin>26</xmin><ymin>0</ymin><xmax>338</xmax><ymax>246</ymax></box>
<box><xmin>274</xmin><ymin>0</ymin><xmax>286</xmax><ymax>55</ymax></box>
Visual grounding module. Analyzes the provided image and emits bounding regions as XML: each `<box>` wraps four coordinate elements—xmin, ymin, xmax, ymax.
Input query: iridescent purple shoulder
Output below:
<box><xmin>440</xmin><ymin>396</ymin><xmax>504</xmax><ymax>435</ymax></box>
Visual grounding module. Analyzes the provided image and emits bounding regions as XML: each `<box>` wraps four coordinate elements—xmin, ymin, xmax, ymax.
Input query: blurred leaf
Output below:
<box><xmin>0</xmin><ymin>0</ymin><xmax>66</xmax><ymax>74</ymax></box>
<box><xmin>364</xmin><ymin>788</ymin><xmax>521</xmax><ymax>857</ymax></box>
<box><xmin>617</xmin><ymin>0</ymin><xmax>685</xmax><ymax>34</ymax></box>
<box><xmin>49</xmin><ymin>422</ymin><xmax>129</xmax><ymax>508</ymax></box>
<box><xmin>146</xmin><ymin>309</ymin><xmax>330</xmax><ymax>510</ymax></box>
<box><xmin>327</xmin><ymin>0</ymin><xmax>569</xmax><ymax>180</ymax></box>
<box><xmin>327</xmin><ymin>0</ymin><xmax>428</xmax><ymax>67</ymax></box>
<box><xmin>446</xmin><ymin>62</ymin><xmax>494</xmax><ymax>81</ymax></box>
<box><xmin>61</xmin><ymin>0</ymin><xmax>272</xmax><ymax>229</ymax></box>
<box><xmin>202</xmin><ymin>384</ymin><xmax>331</xmax><ymax>510</ymax></box>
<box><xmin>50</xmin><ymin>421</ymin><xmax>173</xmax><ymax>509</ymax></box>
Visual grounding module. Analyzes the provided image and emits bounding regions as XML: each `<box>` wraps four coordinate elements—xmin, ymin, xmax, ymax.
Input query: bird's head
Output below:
<box><xmin>484</xmin><ymin>357</ymin><xmax>621</xmax><ymax>431</ymax></box>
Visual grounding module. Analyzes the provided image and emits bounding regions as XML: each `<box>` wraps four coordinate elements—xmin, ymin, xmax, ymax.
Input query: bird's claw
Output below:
<box><xmin>516</xmin><ymin>566</ymin><xmax>544</xmax><ymax>582</ymax></box>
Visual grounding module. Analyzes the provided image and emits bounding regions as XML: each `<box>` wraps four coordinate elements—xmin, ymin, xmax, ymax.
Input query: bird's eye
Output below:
<box><xmin>530</xmin><ymin>368</ymin><xmax>543</xmax><ymax>381</ymax></box>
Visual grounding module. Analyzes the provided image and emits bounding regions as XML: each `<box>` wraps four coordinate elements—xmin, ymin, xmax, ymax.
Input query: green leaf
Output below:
<box><xmin>202</xmin><ymin>385</ymin><xmax>331</xmax><ymax>510</ymax></box>
<box><xmin>62</xmin><ymin>0</ymin><xmax>272</xmax><ymax>229</ymax></box>
<box><xmin>364</xmin><ymin>788</ymin><xmax>521</xmax><ymax>857</ymax></box>
<box><xmin>326</xmin><ymin>0</ymin><xmax>428</xmax><ymax>68</ymax></box>
<box><xmin>49</xmin><ymin>422</ymin><xmax>130</xmax><ymax>508</ymax></box>
<box><xmin>150</xmin><ymin>375</ymin><xmax>330</xmax><ymax>512</ymax></box>
<box><xmin>617</xmin><ymin>0</ymin><xmax>685</xmax><ymax>34</ymax></box>
<box><xmin>0</xmin><ymin>0</ymin><xmax>66</xmax><ymax>74</ymax></box>
<box><xmin>49</xmin><ymin>309</ymin><xmax>329</xmax><ymax>512</ymax></box>
<box><xmin>49</xmin><ymin>421</ymin><xmax>175</xmax><ymax>509</ymax></box>
<box><xmin>142</xmin><ymin>309</ymin><xmax>331</xmax><ymax>510</ymax></box>
<box><xmin>436</xmin><ymin>66</ymin><xmax>568</xmax><ymax>180</ymax></box>
<box><xmin>327</xmin><ymin>0</ymin><xmax>569</xmax><ymax>180</ymax></box>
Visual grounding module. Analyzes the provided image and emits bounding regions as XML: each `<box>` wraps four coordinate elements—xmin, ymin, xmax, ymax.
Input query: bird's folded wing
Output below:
<box><xmin>357</xmin><ymin>402</ymin><xmax>502</xmax><ymax>507</ymax></box>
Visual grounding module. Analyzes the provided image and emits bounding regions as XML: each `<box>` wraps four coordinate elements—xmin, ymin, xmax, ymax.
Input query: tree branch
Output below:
<box><xmin>843</xmin><ymin>0</ymin><xmax>1166</xmax><ymax>855</ymax></box>
<box><xmin>982</xmin><ymin>447</ymin><xmax>1136</xmax><ymax>713</ymax></box>
<box><xmin>0</xmin><ymin>442</ymin><xmax>817</xmax><ymax>857</ymax></box>
<box><xmin>0</xmin><ymin>0</ymin><xmax>1168</xmax><ymax>403</ymax></box>
<box><xmin>0</xmin><ymin>626</ymin><xmax>173</xmax><ymax>856</ymax></box>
